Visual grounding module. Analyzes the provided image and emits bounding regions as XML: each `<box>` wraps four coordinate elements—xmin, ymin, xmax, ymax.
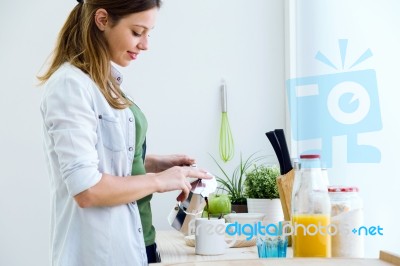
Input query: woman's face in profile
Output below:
<box><xmin>103</xmin><ymin>7</ymin><xmax>158</xmax><ymax>67</ymax></box>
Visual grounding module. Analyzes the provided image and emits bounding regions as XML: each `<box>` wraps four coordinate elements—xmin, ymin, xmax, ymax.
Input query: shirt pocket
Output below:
<box><xmin>99</xmin><ymin>114</ymin><xmax>125</xmax><ymax>152</ymax></box>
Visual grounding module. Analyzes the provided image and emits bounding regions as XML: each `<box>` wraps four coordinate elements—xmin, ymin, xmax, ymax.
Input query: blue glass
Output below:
<box><xmin>257</xmin><ymin>235</ymin><xmax>288</xmax><ymax>258</ymax></box>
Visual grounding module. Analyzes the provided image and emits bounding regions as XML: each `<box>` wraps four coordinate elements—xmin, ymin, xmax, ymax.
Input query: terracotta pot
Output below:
<box><xmin>231</xmin><ymin>204</ymin><xmax>248</xmax><ymax>213</ymax></box>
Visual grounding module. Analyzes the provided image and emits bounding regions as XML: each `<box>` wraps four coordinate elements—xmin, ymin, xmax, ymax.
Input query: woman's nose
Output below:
<box><xmin>137</xmin><ymin>35</ymin><xmax>149</xmax><ymax>51</ymax></box>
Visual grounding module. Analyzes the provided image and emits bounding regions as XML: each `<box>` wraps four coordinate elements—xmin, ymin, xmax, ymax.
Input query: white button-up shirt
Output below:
<box><xmin>41</xmin><ymin>63</ymin><xmax>147</xmax><ymax>266</ymax></box>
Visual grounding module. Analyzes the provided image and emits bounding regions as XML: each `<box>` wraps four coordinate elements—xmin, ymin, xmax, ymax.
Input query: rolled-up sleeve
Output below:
<box><xmin>42</xmin><ymin>72</ymin><xmax>102</xmax><ymax>196</ymax></box>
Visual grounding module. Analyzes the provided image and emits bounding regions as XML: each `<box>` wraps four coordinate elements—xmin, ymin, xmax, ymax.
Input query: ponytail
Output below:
<box><xmin>38</xmin><ymin>2</ymin><xmax>130</xmax><ymax>109</ymax></box>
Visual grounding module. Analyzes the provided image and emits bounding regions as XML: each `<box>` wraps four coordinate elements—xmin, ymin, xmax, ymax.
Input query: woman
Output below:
<box><xmin>37</xmin><ymin>0</ymin><xmax>210</xmax><ymax>265</ymax></box>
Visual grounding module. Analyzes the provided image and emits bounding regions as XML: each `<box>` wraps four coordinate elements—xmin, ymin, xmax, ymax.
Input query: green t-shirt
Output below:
<box><xmin>128</xmin><ymin>103</ymin><xmax>155</xmax><ymax>247</ymax></box>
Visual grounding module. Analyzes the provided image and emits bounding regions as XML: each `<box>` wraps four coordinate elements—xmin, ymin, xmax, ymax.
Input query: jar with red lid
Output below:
<box><xmin>328</xmin><ymin>186</ymin><xmax>364</xmax><ymax>257</ymax></box>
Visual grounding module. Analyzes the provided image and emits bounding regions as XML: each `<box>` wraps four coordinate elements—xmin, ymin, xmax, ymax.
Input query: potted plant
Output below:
<box><xmin>244</xmin><ymin>164</ymin><xmax>284</xmax><ymax>223</ymax></box>
<box><xmin>210</xmin><ymin>152</ymin><xmax>264</xmax><ymax>213</ymax></box>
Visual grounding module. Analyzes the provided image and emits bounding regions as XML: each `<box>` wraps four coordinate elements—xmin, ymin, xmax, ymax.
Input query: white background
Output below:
<box><xmin>0</xmin><ymin>0</ymin><xmax>398</xmax><ymax>265</ymax></box>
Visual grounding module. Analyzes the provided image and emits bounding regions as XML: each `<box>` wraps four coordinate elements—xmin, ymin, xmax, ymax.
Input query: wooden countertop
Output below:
<box><xmin>152</xmin><ymin>230</ymin><xmax>399</xmax><ymax>266</ymax></box>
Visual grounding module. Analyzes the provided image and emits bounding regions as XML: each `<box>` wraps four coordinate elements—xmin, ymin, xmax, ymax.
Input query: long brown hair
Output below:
<box><xmin>37</xmin><ymin>0</ymin><xmax>161</xmax><ymax>109</ymax></box>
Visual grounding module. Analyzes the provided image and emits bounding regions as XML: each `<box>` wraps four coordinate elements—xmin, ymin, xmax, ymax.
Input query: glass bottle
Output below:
<box><xmin>291</xmin><ymin>154</ymin><xmax>331</xmax><ymax>257</ymax></box>
<box><xmin>328</xmin><ymin>186</ymin><xmax>364</xmax><ymax>257</ymax></box>
<box><xmin>321</xmin><ymin>162</ymin><xmax>330</xmax><ymax>188</ymax></box>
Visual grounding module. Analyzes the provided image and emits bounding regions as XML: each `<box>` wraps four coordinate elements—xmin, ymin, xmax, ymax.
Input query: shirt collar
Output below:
<box><xmin>111</xmin><ymin>64</ymin><xmax>123</xmax><ymax>85</ymax></box>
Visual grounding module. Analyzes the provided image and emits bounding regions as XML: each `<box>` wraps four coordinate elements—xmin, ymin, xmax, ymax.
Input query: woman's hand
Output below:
<box><xmin>145</xmin><ymin>154</ymin><xmax>195</xmax><ymax>173</ymax></box>
<box><xmin>74</xmin><ymin>155</ymin><xmax>209</xmax><ymax>208</ymax></box>
<box><xmin>153</xmin><ymin>166</ymin><xmax>212</xmax><ymax>202</ymax></box>
<box><xmin>74</xmin><ymin>166</ymin><xmax>212</xmax><ymax>208</ymax></box>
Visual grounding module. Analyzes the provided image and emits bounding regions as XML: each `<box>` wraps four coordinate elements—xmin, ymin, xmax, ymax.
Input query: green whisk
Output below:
<box><xmin>219</xmin><ymin>80</ymin><xmax>234</xmax><ymax>162</ymax></box>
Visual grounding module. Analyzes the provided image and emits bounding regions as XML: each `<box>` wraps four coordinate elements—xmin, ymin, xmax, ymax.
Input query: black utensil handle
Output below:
<box><xmin>265</xmin><ymin>131</ymin><xmax>285</xmax><ymax>175</ymax></box>
<box><xmin>274</xmin><ymin>129</ymin><xmax>293</xmax><ymax>174</ymax></box>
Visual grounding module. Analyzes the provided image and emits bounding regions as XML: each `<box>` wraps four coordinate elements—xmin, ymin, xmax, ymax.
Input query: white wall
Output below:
<box><xmin>0</xmin><ymin>1</ymin><xmax>284</xmax><ymax>265</ymax></box>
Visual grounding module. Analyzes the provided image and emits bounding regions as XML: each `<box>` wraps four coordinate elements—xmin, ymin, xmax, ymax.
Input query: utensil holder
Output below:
<box><xmin>276</xmin><ymin>169</ymin><xmax>295</xmax><ymax>246</ymax></box>
<box><xmin>276</xmin><ymin>169</ymin><xmax>295</xmax><ymax>221</ymax></box>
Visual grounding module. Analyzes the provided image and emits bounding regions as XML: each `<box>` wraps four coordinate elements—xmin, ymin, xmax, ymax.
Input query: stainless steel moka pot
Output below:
<box><xmin>168</xmin><ymin>165</ymin><xmax>217</xmax><ymax>235</ymax></box>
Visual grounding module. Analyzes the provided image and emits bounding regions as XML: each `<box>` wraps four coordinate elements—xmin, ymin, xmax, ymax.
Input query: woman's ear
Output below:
<box><xmin>94</xmin><ymin>8</ymin><xmax>108</xmax><ymax>31</ymax></box>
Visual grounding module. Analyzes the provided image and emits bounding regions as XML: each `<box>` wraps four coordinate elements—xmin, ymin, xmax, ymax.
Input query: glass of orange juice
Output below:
<box><xmin>292</xmin><ymin>214</ymin><xmax>331</xmax><ymax>257</ymax></box>
<box><xmin>291</xmin><ymin>154</ymin><xmax>331</xmax><ymax>257</ymax></box>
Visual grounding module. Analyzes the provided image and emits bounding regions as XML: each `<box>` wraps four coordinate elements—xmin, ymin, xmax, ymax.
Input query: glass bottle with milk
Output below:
<box><xmin>291</xmin><ymin>154</ymin><xmax>331</xmax><ymax>257</ymax></box>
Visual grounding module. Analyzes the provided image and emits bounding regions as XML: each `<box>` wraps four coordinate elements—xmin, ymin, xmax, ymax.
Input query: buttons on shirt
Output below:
<box><xmin>129</xmin><ymin>117</ymin><xmax>133</xmax><ymax>122</ymax></box>
<box><xmin>111</xmin><ymin>66</ymin><xmax>123</xmax><ymax>85</ymax></box>
<box><xmin>138</xmin><ymin>228</ymin><xmax>142</xmax><ymax>233</ymax></box>
<box><xmin>128</xmin><ymin>147</ymin><xmax>133</xmax><ymax>151</ymax></box>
